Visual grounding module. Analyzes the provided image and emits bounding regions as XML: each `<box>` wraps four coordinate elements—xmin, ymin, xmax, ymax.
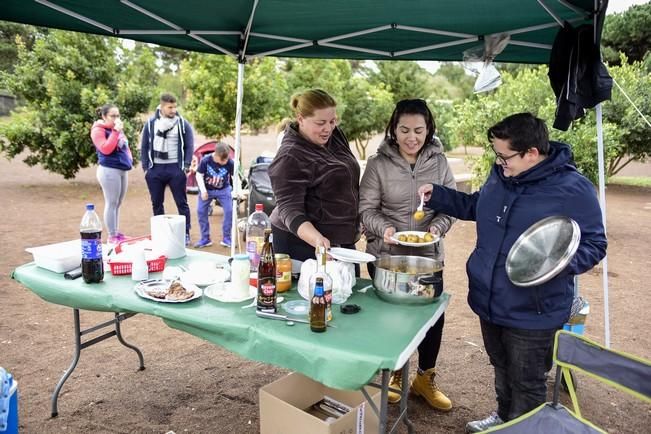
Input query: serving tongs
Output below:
<box><xmin>255</xmin><ymin>310</ymin><xmax>337</xmax><ymax>328</ymax></box>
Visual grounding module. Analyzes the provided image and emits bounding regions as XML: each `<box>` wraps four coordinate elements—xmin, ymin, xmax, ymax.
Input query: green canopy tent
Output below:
<box><xmin>0</xmin><ymin>0</ymin><xmax>612</xmax><ymax>346</ymax></box>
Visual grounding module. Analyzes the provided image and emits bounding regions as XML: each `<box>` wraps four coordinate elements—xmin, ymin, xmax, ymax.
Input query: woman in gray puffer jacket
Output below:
<box><xmin>359</xmin><ymin>99</ymin><xmax>456</xmax><ymax>411</ymax></box>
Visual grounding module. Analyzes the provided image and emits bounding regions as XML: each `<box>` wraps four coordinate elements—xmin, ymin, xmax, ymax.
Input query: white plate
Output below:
<box><xmin>328</xmin><ymin>247</ymin><xmax>376</xmax><ymax>264</ymax></box>
<box><xmin>134</xmin><ymin>279</ymin><xmax>202</xmax><ymax>303</ymax></box>
<box><xmin>181</xmin><ymin>268</ymin><xmax>230</xmax><ymax>287</ymax></box>
<box><xmin>204</xmin><ymin>283</ymin><xmax>257</xmax><ymax>303</ymax></box>
<box><xmin>390</xmin><ymin>231</ymin><xmax>439</xmax><ymax>247</ymax></box>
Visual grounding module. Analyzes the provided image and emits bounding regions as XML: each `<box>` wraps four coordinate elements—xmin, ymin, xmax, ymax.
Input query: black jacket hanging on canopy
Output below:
<box><xmin>548</xmin><ymin>9</ymin><xmax>613</xmax><ymax>131</ymax></box>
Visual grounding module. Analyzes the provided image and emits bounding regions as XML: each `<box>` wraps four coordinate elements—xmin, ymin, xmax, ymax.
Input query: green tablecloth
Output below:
<box><xmin>12</xmin><ymin>250</ymin><xmax>449</xmax><ymax>390</ymax></box>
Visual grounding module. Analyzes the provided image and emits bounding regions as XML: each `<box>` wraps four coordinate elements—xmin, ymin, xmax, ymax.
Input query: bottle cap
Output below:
<box><xmin>255</xmin><ymin>204</ymin><xmax>263</xmax><ymax>212</ymax></box>
<box><xmin>86</xmin><ymin>203</ymin><xmax>94</xmax><ymax>210</ymax></box>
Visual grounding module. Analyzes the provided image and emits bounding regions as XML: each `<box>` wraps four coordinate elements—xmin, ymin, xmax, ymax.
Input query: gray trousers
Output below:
<box><xmin>96</xmin><ymin>165</ymin><xmax>128</xmax><ymax>237</ymax></box>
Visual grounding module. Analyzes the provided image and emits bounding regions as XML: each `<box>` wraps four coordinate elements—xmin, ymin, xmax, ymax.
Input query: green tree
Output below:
<box><xmin>369</xmin><ymin>61</ymin><xmax>431</xmax><ymax>103</ymax></box>
<box><xmin>0</xmin><ymin>30</ymin><xmax>157</xmax><ymax>178</ymax></box>
<box><xmin>0</xmin><ymin>22</ymin><xmax>39</xmax><ymax>76</ymax></box>
<box><xmin>448</xmin><ymin>63</ymin><xmax>649</xmax><ymax>186</ymax></box>
<box><xmin>338</xmin><ymin>78</ymin><xmax>393</xmax><ymax>159</ymax></box>
<box><xmin>432</xmin><ymin>63</ymin><xmax>475</xmax><ymax>100</ymax></box>
<box><xmin>181</xmin><ymin>55</ymin><xmax>287</xmax><ymax>138</ymax></box>
<box><xmin>283</xmin><ymin>58</ymin><xmax>353</xmax><ymax>110</ymax></box>
<box><xmin>602</xmin><ymin>2</ymin><xmax>651</xmax><ymax>65</ymax></box>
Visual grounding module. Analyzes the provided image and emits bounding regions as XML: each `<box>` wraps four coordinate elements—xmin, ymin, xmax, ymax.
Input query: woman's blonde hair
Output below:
<box><xmin>290</xmin><ymin>89</ymin><xmax>336</xmax><ymax>118</ymax></box>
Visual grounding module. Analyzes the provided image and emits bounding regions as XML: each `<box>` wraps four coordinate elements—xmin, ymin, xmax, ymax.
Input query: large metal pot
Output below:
<box><xmin>373</xmin><ymin>255</ymin><xmax>444</xmax><ymax>305</ymax></box>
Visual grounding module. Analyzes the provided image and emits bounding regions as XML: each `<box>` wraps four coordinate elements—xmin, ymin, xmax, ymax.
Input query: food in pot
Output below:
<box><xmin>398</xmin><ymin>234</ymin><xmax>407</xmax><ymax>242</ymax></box>
<box><xmin>413</xmin><ymin>210</ymin><xmax>425</xmax><ymax>220</ymax></box>
<box><xmin>424</xmin><ymin>232</ymin><xmax>434</xmax><ymax>242</ymax></box>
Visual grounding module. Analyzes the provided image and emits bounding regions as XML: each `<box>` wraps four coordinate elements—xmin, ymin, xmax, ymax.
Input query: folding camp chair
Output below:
<box><xmin>484</xmin><ymin>330</ymin><xmax>651</xmax><ymax>434</ymax></box>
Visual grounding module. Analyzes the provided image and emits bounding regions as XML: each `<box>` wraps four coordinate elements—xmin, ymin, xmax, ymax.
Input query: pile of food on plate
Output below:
<box><xmin>397</xmin><ymin>232</ymin><xmax>435</xmax><ymax>244</ymax></box>
<box><xmin>145</xmin><ymin>280</ymin><xmax>194</xmax><ymax>301</ymax></box>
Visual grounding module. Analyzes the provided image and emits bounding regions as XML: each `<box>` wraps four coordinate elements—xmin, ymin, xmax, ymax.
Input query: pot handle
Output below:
<box><xmin>418</xmin><ymin>273</ymin><xmax>444</xmax><ymax>297</ymax></box>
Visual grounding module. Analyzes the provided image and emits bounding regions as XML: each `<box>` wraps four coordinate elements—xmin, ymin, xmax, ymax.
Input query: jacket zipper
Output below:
<box><xmin>534</xmin><ymin>287</ymin><xmax>542</xmax><ymax>314</ymax></box>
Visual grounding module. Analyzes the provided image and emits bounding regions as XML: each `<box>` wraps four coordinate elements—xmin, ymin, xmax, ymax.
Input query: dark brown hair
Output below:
<box><xmin>385</xmin><ymin>99</ymin><xmax>436</xmax><ymax>146</ymax></box>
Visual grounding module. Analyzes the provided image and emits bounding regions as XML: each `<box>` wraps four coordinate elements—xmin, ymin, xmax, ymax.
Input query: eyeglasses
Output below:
<box><xmin>490</xmin><ymin>144</ymin><xmax>524</xmax><ymax>165</ymax></box>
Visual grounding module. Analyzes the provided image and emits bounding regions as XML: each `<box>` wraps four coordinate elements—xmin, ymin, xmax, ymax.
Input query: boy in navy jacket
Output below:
<box><xmin>419</xmin><ymin>113</ymin><xmax>606</xmax><ymax>432</ymax></box>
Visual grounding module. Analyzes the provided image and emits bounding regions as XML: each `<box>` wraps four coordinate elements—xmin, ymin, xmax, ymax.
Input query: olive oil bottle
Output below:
<box><xmin>310</xmin><ymin>277</ymin><xmax>327</xmax><ymax>333</ymax></box>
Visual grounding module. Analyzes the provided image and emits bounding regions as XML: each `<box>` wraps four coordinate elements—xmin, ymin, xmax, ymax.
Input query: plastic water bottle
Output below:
<box><xmin>246</xmin><ymin>203</ymin><xmax>271</xmax><ymax>286</ymax></box>
<box><xmin>80</xmin><ymin>203</ymin><xmax>104</xmax><ymax>283</ymax></box>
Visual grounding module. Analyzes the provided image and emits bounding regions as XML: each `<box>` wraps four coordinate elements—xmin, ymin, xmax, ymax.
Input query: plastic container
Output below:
<box><xmin>107</xmin><ymin>256</ymin><xmax>167</xmax><ymax>275</ymax></box>
<box><xmin>0</xmin><ymin>367</ymin><xmax>18</xmax><ymax>434</ymax></box>
<box><xmin>275</xmin><ymin>253</ymin><xmax>292</xmax><ymax>292</ymax></box>
<box><xmin>25</xmin><ymin>239</ymin><xmax>81</xmax><ymax>273</ymax></box>
<box><xmin>246</xmin><ymin>203</ymin><xmax>271</xmax><ymax>286</ymax></box>
<box><xmin>80</xmin><ymin>203</ymin><xmax>104</xmax><ymax>283</ymax></box>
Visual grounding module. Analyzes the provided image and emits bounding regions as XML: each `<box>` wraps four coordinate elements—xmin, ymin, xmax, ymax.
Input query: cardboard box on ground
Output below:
<box><xmin>260</xmin><ymin>372</ymin><xmax>380</xmax><ymax>434</ymax></box>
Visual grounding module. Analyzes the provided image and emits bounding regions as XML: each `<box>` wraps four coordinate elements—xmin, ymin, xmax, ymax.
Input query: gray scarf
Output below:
<box><xmin>152</xmin><ymin>115</ymin><xmax>179</xmax><ymax>159</ymax></box>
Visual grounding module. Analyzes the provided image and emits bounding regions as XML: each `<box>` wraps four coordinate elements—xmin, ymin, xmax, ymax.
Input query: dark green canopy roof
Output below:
<box><xmin>0</xmin><ymin>0</ymin><xmax>605</xmax><ymax>64</ymax></box>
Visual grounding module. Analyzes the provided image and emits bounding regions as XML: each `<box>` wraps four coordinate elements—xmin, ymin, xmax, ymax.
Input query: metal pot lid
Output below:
<box><xmin>506</xmin><ymin>216</ymin><xmax>581</xmax><ymax>287</ymax></box>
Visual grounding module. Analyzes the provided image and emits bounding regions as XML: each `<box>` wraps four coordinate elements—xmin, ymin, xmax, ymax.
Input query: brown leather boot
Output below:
<box><xmin>411</xmin><ymin>367</ymin><xmax>452</xmax><ymax>411</ymax></box>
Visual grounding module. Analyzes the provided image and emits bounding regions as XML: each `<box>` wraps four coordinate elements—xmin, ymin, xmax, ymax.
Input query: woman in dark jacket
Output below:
<box><xmin>269</xmin><ymin>89</ymin><xmax>360</xmax><ymax>262</ymax></box>
<box><xmin>419</xmin><ymin>112</ymin><xmax>607</xmax><ymax>432</ymax></box>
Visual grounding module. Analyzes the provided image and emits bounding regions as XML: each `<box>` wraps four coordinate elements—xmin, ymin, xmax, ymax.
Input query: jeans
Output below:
<box><xmin>145</xmin><ymin>163</ymin><xmax>191</xmax><ymax>233</ymax></box>
<box><xmin>368</xmin><ymin>264</ymin><xmax>444</xmax><ymax>371</ymax></box>
<box><xmin>197</xmin><ymin>186</ymin><xmax>232</xmax><ymax>243</ymax></box>
<box><xmin>480</xmin><ymin>319</ymin><xmax>557</xmax><ymax>422</ymax></box>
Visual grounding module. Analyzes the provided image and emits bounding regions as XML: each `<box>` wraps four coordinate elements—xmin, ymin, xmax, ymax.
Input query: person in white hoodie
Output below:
<box><xmin>90</xmin><ymin>103</ymin><xmax>132</xmax><ymax>244</ymax></box>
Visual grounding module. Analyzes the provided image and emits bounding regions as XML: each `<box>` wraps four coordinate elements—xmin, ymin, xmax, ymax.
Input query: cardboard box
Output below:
<box><xmin>260</xmin><ymin>372</ymin><xmax>380</xmax><ymax>434</ymax></box>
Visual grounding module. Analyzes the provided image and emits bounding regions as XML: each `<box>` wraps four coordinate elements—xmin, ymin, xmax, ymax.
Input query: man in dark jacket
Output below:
<box><xmin>419</xmin><ymin>113</ymin><xmax>607</xmax><ymax>432</ymax></box>
<box><xmin>140</xmin><ymin>93</ymin><xmax>194</xmax><ymax>245</ymax></box>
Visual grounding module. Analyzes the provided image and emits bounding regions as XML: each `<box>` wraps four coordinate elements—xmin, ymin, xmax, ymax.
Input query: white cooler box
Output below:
<box><xmin>25</xmin><ymin>240</ymin><xmax>82</xmax><ymax>273</ymax></box>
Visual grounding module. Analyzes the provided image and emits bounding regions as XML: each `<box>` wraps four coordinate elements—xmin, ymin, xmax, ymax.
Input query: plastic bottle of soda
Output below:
<box><xmin>80</xmin><ymin>203</ymin><xmax>104</xmax><ymax>283</ymax></box>
<box><xmin>246</xmin><ymin>203</ymin><xmax>271</xmax><ymax>286</ymax></box>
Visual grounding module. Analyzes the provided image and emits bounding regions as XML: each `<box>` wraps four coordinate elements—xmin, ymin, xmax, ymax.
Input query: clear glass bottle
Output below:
<box><xmin>246</xmin><ymin>203</ymin><xmax>271</xmax><ymax>286</ymax></box>
<box><xmin>308</xmin><ymin>246</ymin><xmax>333</xmax><ymax>322</ymax></box>
<box><xmin>310</xmin><ymin>277</ymin><xmax>327</xmax><ymax>333</ymax></box>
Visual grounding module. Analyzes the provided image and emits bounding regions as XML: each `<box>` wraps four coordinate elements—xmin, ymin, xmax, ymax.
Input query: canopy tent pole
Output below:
<box><xmin>595</xmin><ymin>103</ymin><xmax>610</xmax><ymax>348</ymax></box>
<box><xmin>231</xmin><ymin>61</ymin><xmax>245</xmax><ymax>257</ymax></box>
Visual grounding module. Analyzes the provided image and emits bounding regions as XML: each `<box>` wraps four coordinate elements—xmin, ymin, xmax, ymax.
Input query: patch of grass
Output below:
<box><xmin>607</xmin><ymin>176</ymin><xmax>651</xmax><ymax>188</ymax></box>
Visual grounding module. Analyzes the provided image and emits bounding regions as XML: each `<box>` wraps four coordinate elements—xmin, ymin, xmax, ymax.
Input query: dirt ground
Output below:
<box><xmin>1</xmin><ymin>131</ymin><xmax>650</xmax><ymax>433</ymax></box>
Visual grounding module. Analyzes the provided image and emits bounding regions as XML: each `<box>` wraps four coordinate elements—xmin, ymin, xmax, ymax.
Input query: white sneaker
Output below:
<box><xmin>466</xmin><ymin>412</ymin><xmax>504</xmax><ymax>433</ymax></box>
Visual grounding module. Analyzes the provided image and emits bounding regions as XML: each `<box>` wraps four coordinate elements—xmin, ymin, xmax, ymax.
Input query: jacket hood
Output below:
<box><xmin>377</xmin><ymin>136</ymin><xmax>444</xmax><ymax>164</ymax></box>
<box><xmin>496</xmin><ymin>141</ymin><xmax>577</xmax><ymax>184</ymax></box>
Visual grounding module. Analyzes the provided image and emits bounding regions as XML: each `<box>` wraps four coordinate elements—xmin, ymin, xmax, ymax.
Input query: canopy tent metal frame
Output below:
<box><xmin>1</xmin><ymin>0</ymin><xmax>611</xmax><ymax>346</ymax></box>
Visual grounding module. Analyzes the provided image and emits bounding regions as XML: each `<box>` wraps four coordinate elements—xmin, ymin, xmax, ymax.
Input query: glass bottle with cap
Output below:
<box><xmin>310</xmin><ymin>277</ymin><xmax>327</xmax><ymax>333</ymax></box>
<box><xmin>308</xmin><ymin>246</ymin><xmax>333</xmax><ymax>322</ymax></box>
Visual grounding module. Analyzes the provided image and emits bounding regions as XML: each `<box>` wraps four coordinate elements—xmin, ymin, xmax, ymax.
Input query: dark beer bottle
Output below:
<box><xmin>310</xmin><ymin>277</ymin><xmax>327</xmax><ymax>333</ymax></box>
<box><xmin>256</xmin><ymin>228</ymin><xmax>277</xmax><ymax>313</ymax></box>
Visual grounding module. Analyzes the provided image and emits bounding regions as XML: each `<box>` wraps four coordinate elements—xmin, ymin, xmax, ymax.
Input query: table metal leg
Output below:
<box><xmin>51</xmin><ymin>309</ymin><xmax>145</xmax><ymax>417</ymax></box>
<box><xmin>399</xmin><ymin>362</ymin><xmax>415</xmax><ymax>433</ymax></box>
<box><xmin>365</xmin><ymin>363</ymin><xmax>415</xmax><ymax>433</ymax></box>
<box><xmin>378</xmin><ymin>369</ymin><xmax>390</xmax><ymax>433</ymax></box>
